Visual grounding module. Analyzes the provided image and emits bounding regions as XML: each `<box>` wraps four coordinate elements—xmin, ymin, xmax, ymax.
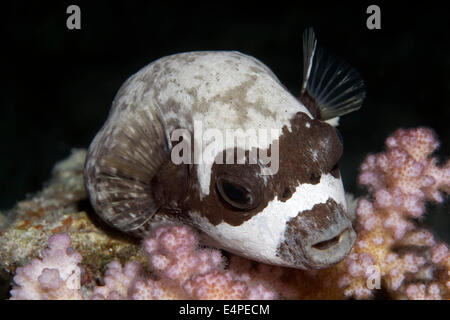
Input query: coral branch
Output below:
<box><xmin>338</xmin><ymin>127</ymin><xmax>450</xmax><ymax>299</ymax></box>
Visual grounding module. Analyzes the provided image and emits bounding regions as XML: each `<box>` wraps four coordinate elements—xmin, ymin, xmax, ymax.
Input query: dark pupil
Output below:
<box><xmin>222</xmin><ymin>181</ymin><xmax>250</xmax><ymax>204</ymax></box>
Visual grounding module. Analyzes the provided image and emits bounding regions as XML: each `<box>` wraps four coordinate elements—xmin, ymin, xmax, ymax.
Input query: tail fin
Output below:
<box><xmin>300</xmin><ymin>28</ymin><xmax>366</xmax><ymax>120</ymax></box>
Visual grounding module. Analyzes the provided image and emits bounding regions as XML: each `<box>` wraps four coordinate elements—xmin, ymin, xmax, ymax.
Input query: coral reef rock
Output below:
<box><xmin>0</xmin><ymin>149</ymin><xmax>146</xmax><ymax>298</ymax></box>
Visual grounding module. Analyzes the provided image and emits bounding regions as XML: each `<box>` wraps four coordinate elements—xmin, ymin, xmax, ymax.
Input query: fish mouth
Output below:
<box><xmin>277</xmin><ymin>198</ymin><xmax>357</xmax><ymax>269</ymax></box>
<box><xmin>311</xmin><ymin>227</ymin><xmax>351</xmax><ymax>251</ymax></box>
<box><xmin>304</xmin><ymin>225</ymin><xmax>356</xmax><ymax>269</ymax></box>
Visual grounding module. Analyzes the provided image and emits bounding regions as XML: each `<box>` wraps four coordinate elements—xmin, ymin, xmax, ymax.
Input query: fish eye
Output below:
<box><xmin>216</xmin><ymin>177</ymin><xmax>258</xmax><ymax>211</ymax></box>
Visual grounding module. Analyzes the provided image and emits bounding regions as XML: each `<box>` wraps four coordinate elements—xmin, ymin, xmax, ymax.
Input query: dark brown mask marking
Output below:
<box><xmin>152</xmin><ymin>111</ymin><xmax>344</xmax><ymax>228</ymax></box>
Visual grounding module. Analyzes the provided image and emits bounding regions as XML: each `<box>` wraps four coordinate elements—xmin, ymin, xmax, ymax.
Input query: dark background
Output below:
<box><xmin>2</xmin><ymin>2</ymin><xmax>449</xmax><ymax>241</ymax></box>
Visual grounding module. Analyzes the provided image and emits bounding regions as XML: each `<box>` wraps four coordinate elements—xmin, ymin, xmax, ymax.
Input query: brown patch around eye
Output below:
<box><xmin>186</xmin><ymin>154</ymin><xmax>268</xmax><ymax>227</ymax></box>
<box><xmin>184</xmin><ymin>112</ymin><xmax>345</xmax><ymax>227</ymax></box>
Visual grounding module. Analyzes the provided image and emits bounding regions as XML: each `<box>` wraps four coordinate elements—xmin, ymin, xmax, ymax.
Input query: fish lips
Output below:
<box><xmin>278</xmin><ymin>199</ymin><xmax>356</xmax><ymax>269</ymax></box>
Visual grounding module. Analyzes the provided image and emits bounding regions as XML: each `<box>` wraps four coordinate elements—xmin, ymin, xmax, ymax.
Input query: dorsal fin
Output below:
<box><xmin>300</xmin><ymin>28</ymin><xmax>366</xmax><ymax>120</ymax></box>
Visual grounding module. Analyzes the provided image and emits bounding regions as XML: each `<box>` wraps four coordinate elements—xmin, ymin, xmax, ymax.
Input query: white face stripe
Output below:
<box><xmin>188</xmin><ymin>173</ymin><xmax>347</xmax><ymax>266</ymax></box>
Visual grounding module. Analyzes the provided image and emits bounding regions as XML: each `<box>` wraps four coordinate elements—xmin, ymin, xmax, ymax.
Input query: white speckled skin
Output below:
<box><xmin>112</xmin><ymin>51</ymin><xmax>312</xmax><ymax>196</ymax></box>
<box><xmin>85</xmin><ymin>51</ymin><xmax>355</xmax><ymax>269</ymax></box>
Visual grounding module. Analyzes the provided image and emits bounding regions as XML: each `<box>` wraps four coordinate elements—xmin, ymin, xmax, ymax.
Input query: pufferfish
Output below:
<box><xmin>84</xmin><ymin>28</ymin><xmax>365</xmax><ymax>269</ymax></box>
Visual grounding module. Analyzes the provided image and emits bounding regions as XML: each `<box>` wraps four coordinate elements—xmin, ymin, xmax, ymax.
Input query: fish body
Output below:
<box><xmin>85</xmin><ymin>29</ymin><xmax>365</xmax><ymax>269</ymax></box>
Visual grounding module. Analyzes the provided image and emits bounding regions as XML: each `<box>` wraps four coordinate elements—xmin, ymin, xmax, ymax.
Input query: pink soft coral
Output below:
<box><xmin>10</xmin><ymin>233</ymin><xmax>83</xmax><ymax>300</ymax></box>
<box><xmin>359</xmin><ymin>128</ymin><xmax>449</xmax><ymax>222</ymax></box>
<box><xmin>97</xmin><ymin>225</ymin><xmax>277</xmax><ymax>300</ymax></box>
<box><xmin>10</xmin><ymin>226</ymin><xmax>277</xmax><ymax>300</ymax></box>
<box><xmin>338</xmin><ymin>127</ymin><xmax>450</xmax><ymax>299</ymax></box>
